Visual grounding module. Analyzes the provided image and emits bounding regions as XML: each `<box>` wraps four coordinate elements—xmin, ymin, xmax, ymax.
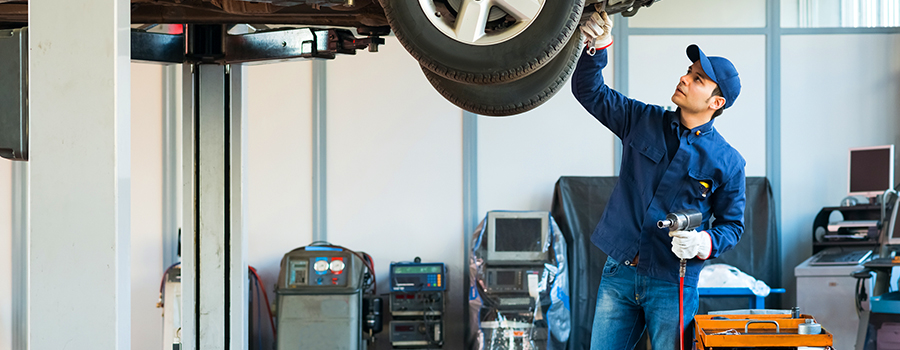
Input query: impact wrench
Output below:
<box><xmin>657</xmin><ymin>209</ymin><xmax>702</xmax><ymax>350</ymax></box>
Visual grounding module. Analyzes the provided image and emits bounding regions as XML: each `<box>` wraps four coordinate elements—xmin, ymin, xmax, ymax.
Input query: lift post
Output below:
<box><xmin>165</xmin><ymin>23</ymin><xmax>381</xmax><ymax>349</ymax></box>
<box><xmin>5</xmin><ymin>12</ymin><xmax>384</xmax><ymax>350</ymax></box>
<box><xmin>179</xmin><ymin>24</ymin><xmax>247</xmax><ymax>350</ymax></box>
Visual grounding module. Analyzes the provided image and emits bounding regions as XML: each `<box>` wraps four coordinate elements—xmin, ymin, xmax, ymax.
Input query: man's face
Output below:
<box><xmin>671</xmin><ymin>60</ymin><xmax>722</xmax><ymax>114</ymax></box>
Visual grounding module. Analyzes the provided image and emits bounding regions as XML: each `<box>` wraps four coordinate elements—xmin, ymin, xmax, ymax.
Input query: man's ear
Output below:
<box><xmin>709</xmin><ymin>95</ymin><xmax>726</xmax><ymax>111</ymax></box>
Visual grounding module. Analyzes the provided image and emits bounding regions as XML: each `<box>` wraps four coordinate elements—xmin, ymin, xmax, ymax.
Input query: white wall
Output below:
<box><xmin>325</xmin><ymin>37</ymin><xmax>467</xmax><ymax>348</ymax></box>
<box><xmin>476</xmin><ymin>70</ymin><xmax>617</xmax><ymax>215</ymax></box>
<box><xmin>246</xmin><ymin>60</ymin><xmax>315</xmax><ymax>312</ymax></box>
<box><xmin>780</xmin><ymin>33</ymin><xmax>900</xmax><ymax>305</ymax></box>
<box><xmin>131</xmin><ymin>63</ymin><xmax>165</xmax><ymax>350</ymax></box>
<box><xmin>629</xmin><ymin>35</ymin><xmax>768</xmax><ymax>177</ymax></box>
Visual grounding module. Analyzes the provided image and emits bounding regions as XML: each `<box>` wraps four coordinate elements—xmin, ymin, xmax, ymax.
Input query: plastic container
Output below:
<box><xmin>871</xmin><ymin>292</ymin><xmax>900</xmax><ymax>314</ymax></box>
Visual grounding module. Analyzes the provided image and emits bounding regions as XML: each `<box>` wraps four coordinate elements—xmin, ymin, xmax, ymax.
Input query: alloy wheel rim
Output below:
<box><xmin>418</xmin><ymin>0</ymin><xmax>546</xmax><ymax>46</ymax></box>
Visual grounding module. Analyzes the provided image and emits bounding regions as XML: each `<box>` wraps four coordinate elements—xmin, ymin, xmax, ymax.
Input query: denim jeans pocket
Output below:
<box><xmin>602</xmin><ymin>256</ymin><xmax>619</xmax><ymax>277</ymax></box>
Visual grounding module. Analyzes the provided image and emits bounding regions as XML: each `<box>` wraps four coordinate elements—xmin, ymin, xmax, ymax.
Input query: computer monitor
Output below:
<box><xmin>848</xmin><ymin>145</ymin><xmax>894</xmax><ymax>199</ymax></box>
<box><xmin>486</xmin><ymin>211</ymin><xmax>549</xmax><ymax>263</ymax></box>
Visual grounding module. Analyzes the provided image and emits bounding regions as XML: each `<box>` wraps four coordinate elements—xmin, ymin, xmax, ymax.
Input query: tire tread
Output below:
<box><xmin>422</xmin><ymin>33</ymin><xmax>583</xmax><ymax>116</ymax></box>
<box><xmin>381</xmin><ymin>0</ymin><xmax>584</xmax><ymax>84</ymax></box>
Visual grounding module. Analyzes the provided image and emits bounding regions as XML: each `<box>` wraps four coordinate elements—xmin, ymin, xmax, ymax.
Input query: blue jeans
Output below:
<box><xmin>590</xmin><ymin>256</ymin><xmax>698</xmax><ymax>350</ymax></box>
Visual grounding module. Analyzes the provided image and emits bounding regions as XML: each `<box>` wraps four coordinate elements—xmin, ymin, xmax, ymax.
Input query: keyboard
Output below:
<box><xmin>832</xmin><ymin>220</ymin><xmax>879</xmax><ymax>226</ymax></box>
<box><xmin>827</xmin><ymin>220</ymin><xmax>879</xmax><ymax>232</ymax></box>
<box><xmin>810</xmin><ymin>249</ymin><xmax>872</xmax><ymax>265</ymax></box>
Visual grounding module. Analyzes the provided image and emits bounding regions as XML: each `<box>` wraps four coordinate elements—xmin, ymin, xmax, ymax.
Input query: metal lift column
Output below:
<box><xmin>181</xmin><ymin>24</ymin><xmax>248</xmax><ymax>350</ymax></box>
<box><xmin>151</xmin><ymin>22</ymin><xmax>386</xmax><ymax>349</ymax></box>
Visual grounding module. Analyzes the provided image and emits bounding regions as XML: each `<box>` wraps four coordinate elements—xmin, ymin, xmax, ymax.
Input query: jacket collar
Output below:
<box><xmin>669</xmin><ymin>110</ymin><xmax>714</xmax><ymax>144</ymax></box>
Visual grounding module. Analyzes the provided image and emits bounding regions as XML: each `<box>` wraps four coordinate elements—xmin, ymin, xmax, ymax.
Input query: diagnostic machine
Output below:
<box><xmin>389</xmin><ymin>259</ymin><xmax>447</xmax><ymax>348</ymax></box>
<box><xmin>275</xmin><ymin>244</ymin><xmax>381</xmax><ymax>350</ymax></box>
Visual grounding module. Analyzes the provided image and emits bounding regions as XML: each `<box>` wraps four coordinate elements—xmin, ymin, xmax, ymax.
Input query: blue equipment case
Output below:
<box><xmin>389</xmin><ymin>262</ymin><xmax>446</xmax><ymax>292</ymax></box>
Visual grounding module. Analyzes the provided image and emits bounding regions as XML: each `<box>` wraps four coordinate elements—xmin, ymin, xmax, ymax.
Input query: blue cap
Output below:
<box><xmin>687</xmin><ymin>44</ymin><xmax>740</xmax><ymax>110</ymax></box>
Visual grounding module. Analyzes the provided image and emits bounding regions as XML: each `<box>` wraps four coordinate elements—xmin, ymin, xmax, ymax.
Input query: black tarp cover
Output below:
<box><xmin>550</xmin><ymin>176</ymin><xmax>779</xmax><ymax>350</ymax></box>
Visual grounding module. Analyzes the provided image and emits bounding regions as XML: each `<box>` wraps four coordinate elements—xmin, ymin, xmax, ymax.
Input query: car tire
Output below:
<box><xmin>380</xmin><ymin>0</ymin><xmax>584</xmax><ymax>85</ymax></box>
<box><xmin>422</xmin><ymin>31</ymin><xmax>584</xmax><ymax>116</ymax></box>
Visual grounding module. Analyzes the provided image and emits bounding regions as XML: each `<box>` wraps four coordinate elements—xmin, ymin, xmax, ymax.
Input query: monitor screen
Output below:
<box><xmin>495</xmin><ymin>218</ymin><xmax>542</xmax><ymax>252</ymax></box>
<box><xmin>485</xmin><ymin>211</ymin><xmax>549</xmax><ymax>263</ymax></box>
<box><xmin>393</xmin><ymin>265</ymin><xmax>441</xmax><ymax>274</ymax></box>
<box><xmin>496</xmin><ymin>270</ymin><xmax>517</xmax><ymax>285</ymax></box>
<box><xmin>849</xmin><ymin>145</ymin><xmax>894</xmax><ymax>197</ymax></box>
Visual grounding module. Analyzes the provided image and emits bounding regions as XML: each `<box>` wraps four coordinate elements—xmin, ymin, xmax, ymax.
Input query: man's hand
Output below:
<box><xmin>669</xmin><ymin>230</ymin><xmax>712</xmax><ymax>260</ymax></box>
<box><xmin>580</xmin><ymin>7</ymin><xmax>613</xmax><ymax>55</ymax></box>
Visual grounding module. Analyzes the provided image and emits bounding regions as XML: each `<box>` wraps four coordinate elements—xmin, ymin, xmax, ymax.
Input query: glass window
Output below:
<box><xmin>782</xmin><ymin>0</ymin><xmax>900</xmax><ymax>28</ymax></box>
<box><xmin>627</xmin><ymin>0</ymin><xmax>767</xmax><ymax>28</ymax></box>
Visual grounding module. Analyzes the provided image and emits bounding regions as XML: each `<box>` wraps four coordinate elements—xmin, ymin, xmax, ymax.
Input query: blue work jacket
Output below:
<box><xmin>571</xmin><ymin>49</ymin><xmax>746</xmax><ymax>287</ymax></box>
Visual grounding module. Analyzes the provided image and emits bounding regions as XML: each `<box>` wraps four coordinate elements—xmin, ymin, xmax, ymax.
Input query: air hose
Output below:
<box><xmin>658</xmin><ymin>210</ymin><xmax>702</xmax><ymax>350</ymax></box>
<box><xmin>679</xmin><ymin>259</ymin><xmax>686</xmax><ymax>350</ymax></box>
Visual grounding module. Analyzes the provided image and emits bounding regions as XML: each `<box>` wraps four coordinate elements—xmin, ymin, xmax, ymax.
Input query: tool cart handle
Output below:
<box><xmin>744</xmin><ymin>320</ymin><xmax>780</xmax><ymax>334</ymax></box>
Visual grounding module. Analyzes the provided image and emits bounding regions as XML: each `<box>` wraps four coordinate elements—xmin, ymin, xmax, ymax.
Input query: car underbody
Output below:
<box><xmin>0</xmin><ymin>0</ymin><xmax>662</xmax><ymax>116</ymax></box>
<box><xmin>0</xmin><ymin>0</ymin><xmax>658</xmax><ymax>28</ymax></box>
<box><xmin>0</xmin><ymin>0</ymin><xmax>389</xmax><ymax>29</ymax></box>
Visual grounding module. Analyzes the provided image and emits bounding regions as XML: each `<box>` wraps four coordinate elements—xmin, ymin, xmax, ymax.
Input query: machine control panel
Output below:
<box><xmin>390</xmin><ymin>262</ymin><xmax>446</xmax><ymax>292</ymax></box>
<box><xmin>484</xmin><ymin>266</ymin><xmax>542</xmax><ymax>294</ymax></box>
<box><xmin>287</xmin><ymin>254</ymin><xmax>352</xmax><ymax>288</ymax></box>
<box><xmin>287</xmin><ymin>260</ymin><xmax>309</xmax><ymax>287</ymax></box>
<box><xmin>390</xmin><ymin>320</ymin><xmax>442</xmax><ymax>347</ymax></box>
<box><xmin>390</xmin><ymin>291</ymin><xmax>444</xmax><ymax>316</ymax></box>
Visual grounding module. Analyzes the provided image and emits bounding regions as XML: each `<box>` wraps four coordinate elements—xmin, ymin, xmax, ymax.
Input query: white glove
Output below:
<box><xmin>669</xmin><ymin>230</ymin><xmax>712</xmax><ymax>260</ymax></box>
<box><xmin>580</xmin><ymin>8</ymin><xmax>613</xmax><ymax>55</ymax></box>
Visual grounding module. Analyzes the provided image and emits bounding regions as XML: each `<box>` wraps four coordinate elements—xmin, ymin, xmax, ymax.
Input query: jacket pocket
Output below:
<box><xmin>687</xmin><ymin>169</ymin><xmax>717</xmax><ymax>200</ymax></box>
<box><xmin>630</xmin><ymin>137</ymin><xmax>664</xmax><ymax>164</ymax></box>
<box><xmin>621</xmin><ymin>137</ymin><xmax>665</xmax><ymax>193</ymax></box>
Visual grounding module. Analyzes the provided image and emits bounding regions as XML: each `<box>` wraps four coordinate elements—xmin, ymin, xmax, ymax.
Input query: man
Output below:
<box><xmin>573</xmin><ymin>8</ymin><xmax>747</xmax><ymax>350</ymax></box>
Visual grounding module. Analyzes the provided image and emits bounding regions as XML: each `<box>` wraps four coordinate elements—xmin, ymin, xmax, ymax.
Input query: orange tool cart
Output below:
<box><xmin>694</xmin><ymin>314</ymin><xmax>833</xmax><ymax>349</ymax></box>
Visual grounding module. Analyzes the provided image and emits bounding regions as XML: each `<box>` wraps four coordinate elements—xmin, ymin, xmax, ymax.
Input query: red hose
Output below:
<box><xmin>679</xmin><ymin>275</ymin><xmax>684</xmax><ymax>350</ymax></box>
<box><xmin>249</xmin><ymin>266</ymin><xmax>277</xmax><ymax>339</ymax></box>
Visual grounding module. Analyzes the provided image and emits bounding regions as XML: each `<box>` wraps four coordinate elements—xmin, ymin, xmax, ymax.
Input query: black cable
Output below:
<box><xmin>255</xmin><ymin>272</ymin><xmax>262</xmax><ymax>350</ymax></box>
<box><xmin>397</xmin><ymin>281</ymin><xmax>442</xmax><ymax>347</ymax></box>
<box><xmin>362</xmin><ymin>253</ymin><xmax>376</xmax><ymax>294</ymax></box>
<box><xmin>421</xmin><ymin>292</ymin><xmax>431</xmax><ymax>345</ymax></box>
<box><xmin>475</xmin><ymin>278</ymin><xmax>501</xmax><ymax>309</ymax></box>
<box><xmin>853</xmin><ymin>269</ymin><xmax>873</xmax><ymax>317</ymax></box>
<box><xmin>856</xmin><ymin>278</ymin><xmax>862</xmax><ymax>316</ymax></box>
<box><xmin>157</xmin><ymin>262</ymin><xmax>182</xmax><ymax>309</ymax></box>
<box><xmin>248</xmin><ymin>272</ymin><xmax>256</xmax><ymax>350</ymax></box>
<box><xmin>418</xmin><ymin>290</ymin><xmax>442</xmax><ymax>347</ymax></box>
<box><xmin>248</xmin><ymin>266</ymin><xmax>276</xmax><ymax>339</ymax></box>
<box><xmin>427</xmin><ymin>296</ymin><xmax>442</xmax><ymax>346</ymax></box>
